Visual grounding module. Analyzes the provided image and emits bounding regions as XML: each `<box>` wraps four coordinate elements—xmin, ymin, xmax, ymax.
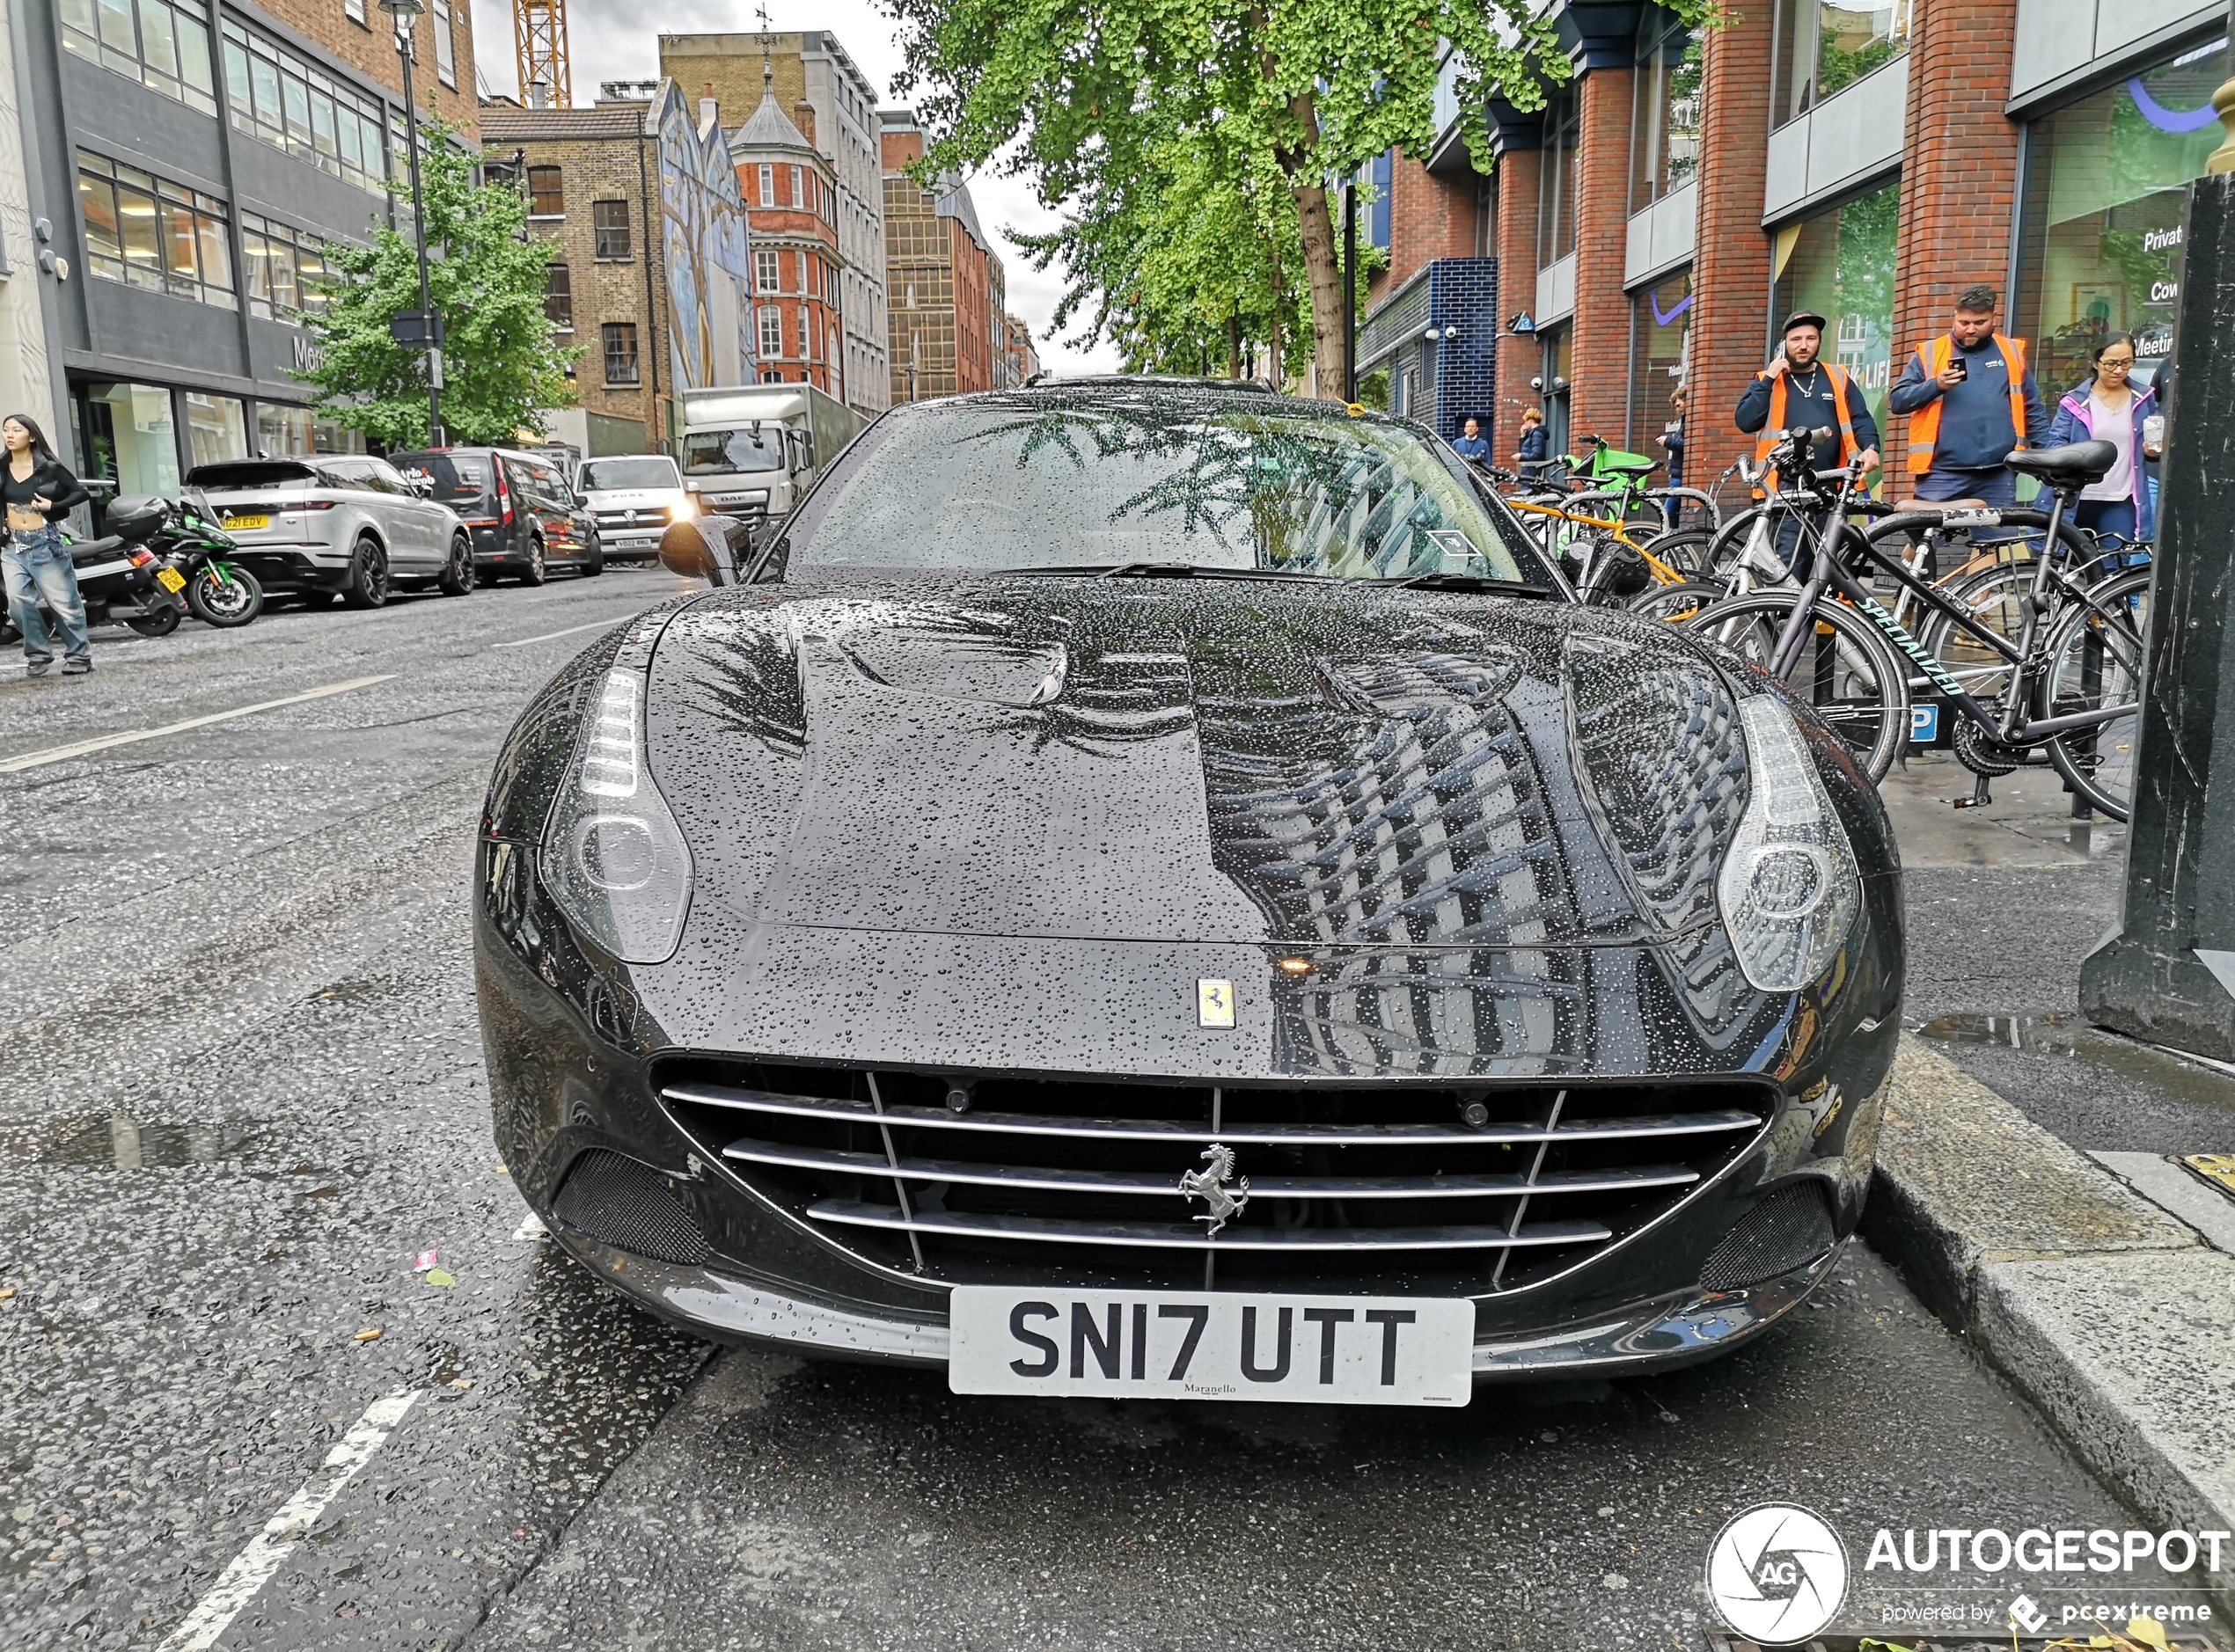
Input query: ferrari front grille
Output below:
<box><xmin>658</xmin><ymin>1065</ymin><xmax>1774</xmax><ymax>1297</ymax></box>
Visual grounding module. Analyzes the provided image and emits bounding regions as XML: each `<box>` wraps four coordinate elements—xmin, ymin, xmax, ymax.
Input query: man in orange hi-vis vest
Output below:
<box><xmin>1888</xmin><ymin>282</ymin><xmax>2047</xmax><ymax>509</ymax></box>
<box><xmin>1735</xmin><ymin>310</ymin><xmax>1880</xmax><ymax>571</ymax></box>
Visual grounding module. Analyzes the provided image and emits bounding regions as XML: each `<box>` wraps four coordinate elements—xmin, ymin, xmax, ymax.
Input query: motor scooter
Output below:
<box><xmin>1</xmin><ymin>501</ymin><xmax>188</xmax><ymax>645</ymax></box>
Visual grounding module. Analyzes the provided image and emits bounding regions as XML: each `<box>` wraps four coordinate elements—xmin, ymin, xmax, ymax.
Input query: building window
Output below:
<box><xmin>1627</xmin><ymin>269</ymin><xmax>1692</xmax><ymax>450</ymax></box>
<box><xmin>343</xmin><ymin>0</ymin><xmax>366</xmax><ymax>21</ymax></box>
<box><xmin>1774</xmin><ymin>0</ymin><xmax>1913</xmax><ymax>126</ymax></box>
<box><xmin>1537</xmin><ymin>90</ymin><xmax>1579</xmax><ymax>267</ymax></box>
<box><xmin>77</xmin><ymin>150</ymin><xmax>236</xmax><ymax>310</ymax></box>
<box><xmin>758</xmin><ymin>163</ymin><xmax>774</xmax><ymax>207</ymax></box>
<box><xmin>431</xmin><ymin>0</ymin><xmax>455</xmax><ymax>87</ymax></box>
<box><xmin>758</xmin><ymin>304</ymin><xmax>785</xmax><ymax>359</ymax></box>
<box><xmin>545</xmin><ymin>262</ymin><xmax>573</xmax><ymax>331</ymax></box>
<box><xmin>2015</xmin><ymin>35</ymin><xmax>2226</xmax><ymax>401</ymax></box>
<box><xmin>1772</xmin><ymin>177</ymin><xmax>1900</xmax><ymax>466</ymax></box>
<box><xmin>1633</xmin><ymin>13</ymin><xmax>1705</xmax><ymax>212</ymax></box>
<box><xmin>799</xmin><ymin>305</ymin><xmax>811</xmax><ymax>357</ymax></box>
<box><xmin>756</xmin><ymin>248</ymin><xmax>780</xmax><ymax>294</ymax></box>
<box><xmin>256</xmin><ymin>402</ymin><xmax>315</xmax><ymax>456</ymax></box>
<box><xmin>527</xmin><ymin>165</ymin><xmax>564</xmax><ymax>217</ymax></box>
<box><xmin>789</xmin><ymin>164</ymin><xmax>803</xmax><ymax>208</ymax></box>
<box><xmin>185</xmin><ymin>392</ymin><xmax>249</xmax><ymax>466</ymax></box>
<box><xmin>59</xmin><ymin>0</ymin><xmax>217</xmax><ymax>116</ymax></box>
<box><xmin>242</xmin><ymin>213</ymin><xmax>331</xmax><ymax>321</ymax></box>
<box><xmin>220</xmin><ymin>18</ymin><xmax>387</xmax><ymax>194</ymax></box>
<box><xmin>592</xmin><ymin>200</ymin><xmax>630</xmax><ymax>259</ymax></box>
<box><xmin>601</xmin><ymin>322</ymin><xmax>640</xmax><ymax>384</ymax></box>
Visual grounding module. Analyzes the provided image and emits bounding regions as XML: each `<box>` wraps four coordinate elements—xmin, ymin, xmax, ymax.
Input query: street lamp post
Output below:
<box><xmin>379</xmin><ymin>0</ymin><xmax>444</xmax><ymax>446</ymax></box>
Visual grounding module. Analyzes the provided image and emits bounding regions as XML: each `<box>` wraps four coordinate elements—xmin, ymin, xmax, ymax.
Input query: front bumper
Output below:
<box><xmin>538</xmin><ymin>1214</ymin><xmax>1847</xmax><ymax>1381</ymax></box>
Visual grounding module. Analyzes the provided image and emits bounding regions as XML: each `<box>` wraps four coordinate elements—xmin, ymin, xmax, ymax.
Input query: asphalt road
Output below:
<box><xmin>0</xmin><ymin>583</ymin><xmax>2208</xmax><ymax>1651</ymax></box>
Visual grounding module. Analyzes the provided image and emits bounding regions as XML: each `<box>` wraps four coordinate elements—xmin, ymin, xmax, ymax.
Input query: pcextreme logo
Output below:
<box><xmin>1705</xmin><ymin>1502</ymin><xmax>1851</xmax><ymax>1646</ymax></box>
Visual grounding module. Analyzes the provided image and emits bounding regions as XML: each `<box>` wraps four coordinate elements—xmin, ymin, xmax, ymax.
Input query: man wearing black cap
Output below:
<box><xmin>1734</xmin><ymin>311</ymin><xmax>1881</xmax><ymax>572</ymax></box>
<box><xmin>1736</xmin><ymin>311</ymin><xmax>1881</xmax><ymax>486</ymax></box>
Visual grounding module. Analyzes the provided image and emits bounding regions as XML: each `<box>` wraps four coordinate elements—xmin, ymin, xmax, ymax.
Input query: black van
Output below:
<box><xmin>389</xmin><ymin>447</ymin><xmax>601</xmax><ymax>584</ymax></box>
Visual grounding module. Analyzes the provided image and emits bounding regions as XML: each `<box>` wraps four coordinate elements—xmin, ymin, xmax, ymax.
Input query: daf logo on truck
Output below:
<box><xmin>676</xmin><ymin>384</ymin><xmax>867</xmax><ymax>534</ymax></box>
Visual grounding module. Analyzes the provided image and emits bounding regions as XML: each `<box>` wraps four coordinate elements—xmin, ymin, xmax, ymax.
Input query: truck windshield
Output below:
<box><xmin>578</xmin><ymin>457</ymin><xmax>680</xmax><ymax>491</ymax></box>
<box><xmin>679</xmin><ymin>428</ymin><xmax>784</xmax><ymax>475</ymax></box>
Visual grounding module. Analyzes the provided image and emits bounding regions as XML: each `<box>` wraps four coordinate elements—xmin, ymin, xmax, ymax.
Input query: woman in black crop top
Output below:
<box><xmin>4</xmin><ymin>413</ymin><xmax>94</xmax><ymax>676</ymax></box>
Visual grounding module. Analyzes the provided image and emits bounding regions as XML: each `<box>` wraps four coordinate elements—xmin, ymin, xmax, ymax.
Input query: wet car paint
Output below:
<box><xmin>473</xmin><ymin>385</ymin><xmax>1905</xmax><ymax>1372</ymax></box>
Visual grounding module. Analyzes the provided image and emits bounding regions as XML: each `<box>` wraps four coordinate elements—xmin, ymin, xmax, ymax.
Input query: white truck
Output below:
<box><xmin>675</xmin><ymin>384</ymin><xmax>867</xmax><ymax>533</ymax></box>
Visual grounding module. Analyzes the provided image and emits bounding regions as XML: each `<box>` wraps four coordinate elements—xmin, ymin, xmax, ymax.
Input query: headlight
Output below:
<box><xmin>670</xmin><ymin>494</ymin><xmax>698</xmax><ymax>522</ymax></box>
<box><xmin>1717</xmin><ymin>696</ymin><xmax>1860</xmax><ymax>991</ymax></box>
<box><xmin>539</xmin><ymin>669</ymin><xmax>693</xmax><ymax>963</ymax></box>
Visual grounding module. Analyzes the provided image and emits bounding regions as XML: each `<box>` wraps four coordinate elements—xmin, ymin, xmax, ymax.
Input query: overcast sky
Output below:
<box><xmin>465</xmin><ymin>0</ymin><xmax>1122</xmax><ymax>374</ymax></box>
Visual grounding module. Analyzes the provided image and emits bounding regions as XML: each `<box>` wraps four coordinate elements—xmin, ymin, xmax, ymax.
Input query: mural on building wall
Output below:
<box><xmin>656</xmin><ymin>83</ymin><xmax>755</xmax><ymax>396</ymax></box>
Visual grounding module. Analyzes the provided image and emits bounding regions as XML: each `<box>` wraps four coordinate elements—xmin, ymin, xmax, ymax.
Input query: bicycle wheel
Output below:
<box><xmin>1672</xmin><ymin>591</ymin><xmax>1912</xmax><ymax>779</ymax></box>
<box><xmin>2041</xmin><ymin>567</ymin><xmax>2152</xmax><ymax>821</ymax></box>
<box><xmin>1872</xmin><ymin>510</ymin><xmax>2112</xmax><ymax>698</ymax></box>
<box><xmin>1633</xmin><ymin>527</ymin><xmax>1713</xmax><ymax>579</ymax></box>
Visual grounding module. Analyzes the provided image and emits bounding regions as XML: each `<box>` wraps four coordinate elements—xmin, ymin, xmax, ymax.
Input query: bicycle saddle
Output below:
<box><xmin>2004</xmin><ymin>440</ymin><xmax>2116</xmax><ymax>489</ymax></box>
<box><xmin>1598</xmin><ymin>459</ymin><xmax>1658</xmax><ymax>477</ymax></box>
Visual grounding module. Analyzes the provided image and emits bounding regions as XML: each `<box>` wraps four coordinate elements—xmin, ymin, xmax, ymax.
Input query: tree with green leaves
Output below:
<box><xmin>889</xmin><ymin>0</ymin><xmax>1704</xmax><ymax>391</ymax></box>
<box><xmin>300</xmin><ymin>115</ymin><xmax>576</xmax><ymax>449</ymax></box>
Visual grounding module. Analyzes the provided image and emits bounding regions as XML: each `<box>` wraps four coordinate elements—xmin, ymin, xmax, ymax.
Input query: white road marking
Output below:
<box><xmin>513</xmin><ymin>1210</ymin><xmax>548</xmax><ymax>1240</ymax></box>
<box><xmin>0</xmin><ymin>676</ymin><xmax>394</xmax><ymax>774</ymax></box>
<box><xmin>489</xmin><ymin>618</ymin><xmax>626</xmax><ymax>649</ymax></box>
<box><xmin>155</xmin><ymin>1388</ymin><xmax>423</xmax><ymax>1652</ymax></box>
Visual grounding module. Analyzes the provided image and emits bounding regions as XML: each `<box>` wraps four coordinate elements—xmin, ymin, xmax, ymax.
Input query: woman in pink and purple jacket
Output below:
<box><xmin>2042</xmin><ymin>333</ymin><xmax>2160</xmax><ymax>552</ymax></box>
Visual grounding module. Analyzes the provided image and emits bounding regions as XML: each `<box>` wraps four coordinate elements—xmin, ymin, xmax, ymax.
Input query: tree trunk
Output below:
<box><xmin>1290</xmin><ymin>180</ymin><xmax>1348</xmax><ymax>399</ymax></box>
<box><xmin>1268</xmin><ymin>236</ymin><xmax>1284</xmax><ymax>390</ymax></box>
<box><xmin>1228</xmin><ymin>309</ymin><xmax>1242</xmax><ymax>378</ymax></box>
<box><xmin>1279</xmin><ymin>91</ymin><xmax>1346</xmax><ymax>400</ymax></box>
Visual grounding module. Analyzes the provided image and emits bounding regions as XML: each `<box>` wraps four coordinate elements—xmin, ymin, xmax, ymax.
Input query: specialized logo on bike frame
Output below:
<box><xmin>1706</xmin><ymin>1502</ymin><xmax>1851</xmax><ymax>1644</ymax></box>
<box><xmin>1851</xmin><ymin>589</ymin><xmax>1967</xmax><ymax>700</ymax></box>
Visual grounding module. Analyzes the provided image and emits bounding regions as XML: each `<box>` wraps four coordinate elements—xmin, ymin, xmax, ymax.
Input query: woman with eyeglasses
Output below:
<box><xmin>2043</xmin><ymin>334</ymin><xmax>2160</xmax><ymax>555</ymax></box>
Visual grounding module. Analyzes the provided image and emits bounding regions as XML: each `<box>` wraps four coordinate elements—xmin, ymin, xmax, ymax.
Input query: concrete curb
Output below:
<box><xmin>1861</xmin><ymin>1036</ymin><xmax>2235</xmax><ymax>1614</ymax></box>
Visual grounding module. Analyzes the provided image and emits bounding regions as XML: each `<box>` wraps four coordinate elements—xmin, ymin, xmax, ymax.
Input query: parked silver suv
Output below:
<box><xmin>183</xmin><ymin>457</ymin><xmax>474</xmax><ymax>608</ymax></box>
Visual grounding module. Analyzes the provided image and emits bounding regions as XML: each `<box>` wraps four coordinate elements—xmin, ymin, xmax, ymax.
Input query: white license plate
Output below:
<box><xmin>949</xmin><ymin>1286</ymin><xmax>1473</xmax><ymax>1407</ymax></box>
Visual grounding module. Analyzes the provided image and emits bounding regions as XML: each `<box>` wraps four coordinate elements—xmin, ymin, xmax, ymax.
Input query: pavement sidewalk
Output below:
<box><xmin>1863</xmin><ymin>1034</ymin><xmax>2235</xmax><ymax>1615</ymax></box>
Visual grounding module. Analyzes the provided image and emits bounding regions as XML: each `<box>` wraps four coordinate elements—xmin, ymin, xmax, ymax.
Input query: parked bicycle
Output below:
<box><xmin>1667</xmin><ymin>428</ymin><xmax>2147</xmax><ymax>818</ymax></box>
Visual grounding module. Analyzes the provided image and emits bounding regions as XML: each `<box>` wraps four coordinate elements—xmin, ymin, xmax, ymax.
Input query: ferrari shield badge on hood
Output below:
<box><xmin>1197</xmin><ymin>978</ymin><xmax>1235</xmax><ymax>1028</ymax></box>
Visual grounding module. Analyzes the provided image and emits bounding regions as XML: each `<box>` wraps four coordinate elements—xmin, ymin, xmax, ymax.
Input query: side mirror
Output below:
<box><xmin>406</xmin><ymin>477</ymin><xmax>434</xmax><ymax>498</ymax></box>
<box><xmin>573</xmin><ymin>491</ymin><xmax>589</xmax><ymax>508</ymax></box>
<box><xmin>658</xmin><ymin>514</ymin><xmax>749</xmax><ymax>585</ymax></box>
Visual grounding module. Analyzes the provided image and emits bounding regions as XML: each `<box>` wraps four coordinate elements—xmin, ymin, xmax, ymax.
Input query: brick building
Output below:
<box><xmin>1365</xmin><ymin>0</ymin><xmax>2231</xmax><ymax>495</ymax></box>
<box><xmin>660</xmin><ymin>31</ymin><xmax>890</xmax><ymax>417</ymax></box>
<box><xmin>13</xmin><ymin>0</ymin><xmax>483</xmax><ymax>487</ymax></box>
<box><xmin>880</xmin><ymin>109</ymin><xmax>1005</xmax><ymax>400</ymax></box>
<box><xmin>480</xmin><ymin>79</ymin><xmax>756</xmax><ymax>454</ymax></box>
<box><xmin>727</xmin><ymin>65</ymin><xmax>845</xmax><ymax>397</ymax></box>
<box><xmin>1000</xmin><ymin>311</ymin><xmax>1041</xmax><ymax>388</ymax></box>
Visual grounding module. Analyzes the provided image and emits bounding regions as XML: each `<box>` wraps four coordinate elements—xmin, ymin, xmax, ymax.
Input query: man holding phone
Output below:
<box><xmin>1890</xmin><ymin>283</ymin><xmax>2046</xmax><ymax>508</ymax></box>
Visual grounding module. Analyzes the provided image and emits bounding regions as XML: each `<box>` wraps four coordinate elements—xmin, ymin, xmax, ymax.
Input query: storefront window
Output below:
<box><xmin>1774</xmin><ymin>0</ymin><xmax>1913</xmax><ymax>125</ymax></box>
<box><xmin>2015</xmin><ymin>34</ymin><xmax>2226</xmax><ymax>400</ymax></box>
<box><xmin>1773</xmin><ymin>177</ymin><xmax>1899</xmax><ymax>479</ymax></box>
<box><xmin>82</xmin><ymin>383</ymin><xmax>183</xmax><ymax>496</ymax></box>
<box><xmin>1538</xmin><ymin>91</ymin><xmax>1579</xmax><ymax>267</ymax></box>
<box><xmin>1633</xmin><ymin>13</ymin><xmax>1705</xmax><ymax>210</ymax></box>
<box><xmin>185</xmin><ymin>393</ymin><xmax>248</xmax><ymax>466</ymax></box>
<box><xmin>256</xmin><ymin>403</ymin><xmax>314</xmax><ymax>456</ymax></box>
<box><xmin>1539</xmin><ymin>325</ymin><xmax>1573</xmax><ymax>456</ymax></box>
<box><xmin>1628</xmin><ymin>269</ymin><xmax>1691</xmax><ymax>450</ymax></box>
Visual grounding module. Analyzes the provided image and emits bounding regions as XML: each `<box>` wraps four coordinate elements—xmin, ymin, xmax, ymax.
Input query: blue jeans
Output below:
<box><xmin>1913</xmin><ymin>468</ymin><xmax>2019</xmax><ymax>508</ymax></box>
<box><xmin>2075</xmin><ymin>497</ymin><xmax>2148</xmax><ymax>567</ymax></box>
<box><xmin>4</xmin><ymin>527</ymin><xmax>93</xmax><ymax>665</ymax></box>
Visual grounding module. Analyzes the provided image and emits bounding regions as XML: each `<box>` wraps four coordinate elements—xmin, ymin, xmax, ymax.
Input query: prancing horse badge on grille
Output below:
<box><xmin>1179</xmin><ymin>1143</ymin><xmax>1250</xmax><ymax>1235</ymax></box>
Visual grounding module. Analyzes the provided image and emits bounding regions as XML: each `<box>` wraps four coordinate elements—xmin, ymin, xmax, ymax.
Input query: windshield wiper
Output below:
<box><xmin>1374</xmin><ymin>572</ymin><xmax>1553</xmax><ymax>597</ymax></box>
<box><xmin>993</xmin><ymin>562</ymin><xmax>1326</xmax><ymax>581</ymax></box>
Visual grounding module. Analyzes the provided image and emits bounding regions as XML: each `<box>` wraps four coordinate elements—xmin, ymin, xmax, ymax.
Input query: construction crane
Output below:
<box><xmin>513</xmin><ymin>0</ymin><xmax>570</xmax><ymax>108</ymax></box>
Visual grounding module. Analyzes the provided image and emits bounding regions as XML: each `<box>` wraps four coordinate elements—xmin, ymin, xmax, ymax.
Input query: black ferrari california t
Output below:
<box><xmin>475</xmin><ymin>378</ymin><xmax>1901</xmax><ymax>1407</ymax></box>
